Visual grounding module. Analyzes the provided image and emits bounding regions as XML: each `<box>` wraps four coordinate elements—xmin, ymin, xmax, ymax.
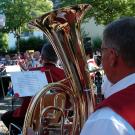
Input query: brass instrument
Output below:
<box><xmin>23</xmin><ymin>4</ymin><xmax>95</xmax><ymax>135</ymax></box>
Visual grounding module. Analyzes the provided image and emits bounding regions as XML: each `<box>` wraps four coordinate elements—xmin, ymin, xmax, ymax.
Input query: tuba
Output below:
<box><xmin>23</xmin><ymin>4</ymin><xmax>95</xmax><ymax>135</ymax></box>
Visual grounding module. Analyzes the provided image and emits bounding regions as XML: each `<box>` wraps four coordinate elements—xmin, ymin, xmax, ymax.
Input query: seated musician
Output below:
<box><xmin>1</xmin><ymin>43</ymin><xmax>66</xmax><ymax>132</ymax></box>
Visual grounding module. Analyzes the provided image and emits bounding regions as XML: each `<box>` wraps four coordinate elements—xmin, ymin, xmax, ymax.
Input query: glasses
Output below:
<box><xmin>101</xmin><ymin>47</ymin><xmax>109</xmax><ymax>52</ymax></box>
<box><xmin>100</xmin><ymin>47</ymin><xmax>110</xmax><ymax>55</ymax></box>
<box><xmin>100</xmin><ymin>47</ymin><xmax>119</xmax><ymax>56</ymax></box>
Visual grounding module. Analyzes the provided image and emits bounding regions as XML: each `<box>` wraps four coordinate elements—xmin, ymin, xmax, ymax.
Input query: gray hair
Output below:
<box><xmin>103</xmin><ymin>17</ymin><xmax>135</xmax><ymax>67</ymax></box>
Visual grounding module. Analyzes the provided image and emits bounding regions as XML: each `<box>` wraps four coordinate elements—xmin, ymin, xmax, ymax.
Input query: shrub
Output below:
<box><xmin>18</xmin><ymin>36</ymin><xmax>48</xmax><ymax>52</ymax></box>
<box><xmin>92</xmin><ymin>36</ymin><xmax>102</xmax><ymax>52</ymax></box>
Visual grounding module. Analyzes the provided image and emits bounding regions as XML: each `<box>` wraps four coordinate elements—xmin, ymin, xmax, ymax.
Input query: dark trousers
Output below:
<box><xmin>1</xmin><ymin>110</ymin><xmax>24</xmax><ymax>132</ymax></box>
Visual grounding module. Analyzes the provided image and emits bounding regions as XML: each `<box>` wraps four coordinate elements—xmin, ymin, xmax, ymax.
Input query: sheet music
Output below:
<box><xmin>5</xmin><ymin>65</ymin><xmax>21</xmax><ymax>73</ymax></box>
<box><xmin>10</xmin><ymin>71</ymin><xmax>48</xmax><ymax>97</ymax></box>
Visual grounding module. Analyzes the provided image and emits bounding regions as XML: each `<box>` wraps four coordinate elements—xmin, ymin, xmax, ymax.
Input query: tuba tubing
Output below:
<box><xmin>23</xmin><ymin>4</ymin><xmax>95</xmax><ymax>135</ymax></box>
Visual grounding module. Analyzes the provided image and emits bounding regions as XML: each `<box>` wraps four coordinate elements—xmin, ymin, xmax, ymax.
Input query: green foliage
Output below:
<box><xmin>0</xmin><ymin>32</ymin><xmax>8</xmax><ymax>53</ymax></box>
<box><xmin>8</xmin><ymin>47</ymin><xmax>17</xmax><ymax>54</ymax></box>
<box><xmin>91</xmin><ymin>36</ymin><xmax>102</xmax><ymax>52</ymax></box>
<box><xmin>83</xmin><ymin>37</ymin><xmax>92</xmax><ymax>48</ymax></box>
<box><xmin>18</xmin><ymin>36</ymin><xmax>47</xmax><ymax>52</ymax></box>
<box><xmin>61</xmin><ymin>0</ymin><xmax>135</xmax><ymax>25</ymax></box>
<box><xmin>0</xmin><ymin>0</ymin><xmax>53</xmax><ymax>35</ymax></box>
<box><xmin>0</xmin><ymin>0</ymin><xmax>53</xmax><ymax>52</ymax></box>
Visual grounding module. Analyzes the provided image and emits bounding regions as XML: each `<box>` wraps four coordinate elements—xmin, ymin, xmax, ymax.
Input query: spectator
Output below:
<box><xmin>5</xmin><ymin>54</ymin><xmax>12</xmax><ymax>65</ymax></box>
<box><xmin>33</xmin><ymin>51</ymin><xmax>42</xmax><ymax>68</ymax></box>
<box><xmin>6</xmin><ymin>82</ymin><xmax>14</xmax><ymax>97</ymax></box>
<box><xmin>85</xmin><ymin>46</ymin><xmax>98</xmax><ymax>72</ymax></box>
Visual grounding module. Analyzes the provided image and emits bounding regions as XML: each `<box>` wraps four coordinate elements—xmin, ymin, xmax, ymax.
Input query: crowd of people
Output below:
<box><xmin>0</xmin><ymin>50</ymin><xmax>43</xmax><ymax>98</ymax></box>
<box><xmin>0</xmin><ymin>50</ymin><xmax>42</xmax><ymax>71</ymax></box>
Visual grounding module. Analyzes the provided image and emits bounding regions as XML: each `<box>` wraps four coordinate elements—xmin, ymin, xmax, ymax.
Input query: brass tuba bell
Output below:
<box><xmin>23</xmin><ymin>4</ymin><xmax>95</xmax><ymax>135</ymax></box>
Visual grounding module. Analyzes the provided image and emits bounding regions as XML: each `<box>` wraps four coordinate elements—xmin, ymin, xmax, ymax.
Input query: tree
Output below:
<box><xmin>60</xmin><ymin>0</ymin><xmax>135</xmax><ymax>51</ymax></box>
<box><xmin>0</xmin><ymin>0</ymin><xmax>53</xmax><ymax>52</ymax></box>
<box><xmin>92</xmin><ymin>36</ymin><xmax>102</xmax><ymax>52</ymax></box>
<box><xmin>19</xmin><ymin>36</ymin><xmax>48</xmax><ymax>52</ymax></box>
<box><xmin>61</xmin><ymin>0</ymin><xmax>135</xmax><ymax>25</ymax></box>
<box><xmin>0</xmin><ymin>32</ymin><xmax>8</xmax><ymax>53</ymax></box>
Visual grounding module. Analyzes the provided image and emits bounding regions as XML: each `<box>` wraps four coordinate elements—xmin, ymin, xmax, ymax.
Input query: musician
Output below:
<box><xmin>81</xmin><ymin>17</ymin><xmax>135</xmax><ymax>135</ymax></box>
<box><xmin>1</xmin><ymin>43</ymin><xmax>66</xmax><ymax>132</ymax></box>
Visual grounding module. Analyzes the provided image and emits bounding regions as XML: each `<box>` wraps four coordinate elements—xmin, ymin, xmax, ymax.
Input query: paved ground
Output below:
<box><xmin>0</xmin><ymin>97</ymin><xmax>21</xmax><ymax>135</ymax></box>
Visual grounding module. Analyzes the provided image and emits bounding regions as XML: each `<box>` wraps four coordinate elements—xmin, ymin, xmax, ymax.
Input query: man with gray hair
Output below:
<box><xmin>81</xmin><ymin>17</ymin><xmax>135</xmax><ymax>135</ymax></box>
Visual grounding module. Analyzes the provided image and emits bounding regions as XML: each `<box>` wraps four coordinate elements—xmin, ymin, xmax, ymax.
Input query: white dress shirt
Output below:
<box><xmin>80</xmin><ymin>73</ymin><xmax>135</xmax><ymax>135</ymax></box>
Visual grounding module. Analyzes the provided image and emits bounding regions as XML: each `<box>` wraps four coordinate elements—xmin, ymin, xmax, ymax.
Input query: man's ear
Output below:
<box><xmin>109</xmin><ymin>48</ymin><xmax>118</xmax><ymax>67</ymax></box>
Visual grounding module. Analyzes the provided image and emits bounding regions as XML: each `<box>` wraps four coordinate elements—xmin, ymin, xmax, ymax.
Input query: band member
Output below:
<box><xmin>81</xmin><ymin>17</ymin><xmax>135</xmax><ymax>135</ymax></box>
<box><xmin>1</xmin><ymin>43</ymin><xmax>66</xmax><ymax>132</ymax></box>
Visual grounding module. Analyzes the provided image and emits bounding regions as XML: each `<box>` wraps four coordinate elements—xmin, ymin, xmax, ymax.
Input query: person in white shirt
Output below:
<box><xmin>33</xmin><ymin>51</ymin><xmax>42</xmax><ymax>67</ymax></box>
<box><xmin>80</xmin><ymin>17</ymin><xmax>135</xmax><ymax>135</ymax></box>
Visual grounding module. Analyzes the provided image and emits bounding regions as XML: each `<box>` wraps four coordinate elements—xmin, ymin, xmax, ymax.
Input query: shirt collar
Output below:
<box><xmin>106</xmin><ymin>73</ymin><xmax>135</xmax><ymax>98</ymax></box>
